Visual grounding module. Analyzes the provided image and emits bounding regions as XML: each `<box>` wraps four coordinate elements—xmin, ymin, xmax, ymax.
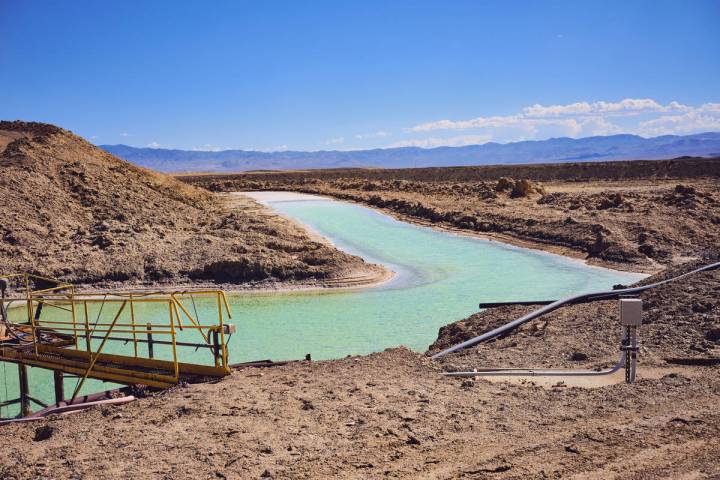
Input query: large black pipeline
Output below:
<box><xmin>431</xmin><ymin>260</ymin><xmax>720</xmax><ymax>360</ymax></box>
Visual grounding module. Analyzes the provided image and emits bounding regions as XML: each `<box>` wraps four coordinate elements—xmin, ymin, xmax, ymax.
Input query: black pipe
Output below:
<box><xmin>147</xmin><ymin>323</ymin><xmax>154</xmax><ymax>359</ymax></box>
<box><xmin>478</xmin><ymin>300</ymin><xmax>555</xmax><ymax>308</ymax></box>
<box><xmin>54</xmin><ymin>371</ymin><xmax>65</xmax><ymax>404</ymax></box>
<box><xmin>478</xmin><ymin>294</ymin><xmax>642</xmax><ymax>309</ymax></box>
<box><xmin>18</xmin><ymin>364</ymin><xmax>31</xmax><ymax>417</ymax></box>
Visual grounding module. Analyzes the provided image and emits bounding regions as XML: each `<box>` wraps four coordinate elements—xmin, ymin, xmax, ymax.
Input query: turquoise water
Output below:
<box><xmin>0</xmin><ymin>193</ymin><xmax>644</xmax><ymax>417</ymax></box>
<box><xmin>234</xmin><ymin>194</ymin><xmax>644</xmax><ymax>361</ymax></box>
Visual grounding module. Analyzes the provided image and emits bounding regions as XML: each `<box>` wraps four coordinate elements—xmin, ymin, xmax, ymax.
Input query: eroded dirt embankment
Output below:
<box><xmin>182</xmin><ymin>161</ymin><xmax>720</xmax><ymax>273</ymax></box>
<box><xmin>0</xmin><ymin>121</ymin><xmax>384</xmax><ymax>289</ymax></box>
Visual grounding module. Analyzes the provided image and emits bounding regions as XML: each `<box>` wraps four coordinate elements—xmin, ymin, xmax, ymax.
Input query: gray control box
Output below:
<box><xmin>620</xmin><ymin>298</ymin><xmax>643</xmax><ymax>326</ymax></box>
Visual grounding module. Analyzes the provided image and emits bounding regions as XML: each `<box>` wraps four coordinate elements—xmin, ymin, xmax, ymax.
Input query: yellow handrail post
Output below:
<box><xmin>168</xmin><ymin>300</ymin><xmax>179</xmax><ymax>380</ymax></box>
<box><xmin>83</xmin><ymin>301</ymin><xmax>92</xmax><ymax>354</ymax></box>
<box><xmin>220</xmin><ymin>292</ymin><xmax>231</xmax><ymax>369</ymax></box>
<box><xmin>221</xmin><ymin>291</ymin><xmax>232</xmax><ymax>320</ymax></box>
<box><xmin>172</xmin><ymin>299</ymin><xmax>184</xmax><ymax>331</ymax></box>
<box><xmin>24</xmin><ymin>275</ymin><xmax>40</xmax><ymax>355</ymax></box>
<box><xmin>129</xmin><ymin>294</ymin><xmax>138</xmax><ymax>358</ymax></box>
<box><xmin>69</xmin><ymin>290</ymin><xmax>78</xmax><ymax>350</ymax></box>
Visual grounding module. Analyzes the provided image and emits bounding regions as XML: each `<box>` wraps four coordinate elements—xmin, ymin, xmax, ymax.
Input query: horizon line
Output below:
<box><xmin>98</xmin><ymin>131</ymin><xmax>720</xmax><ymax>154</ymax></box>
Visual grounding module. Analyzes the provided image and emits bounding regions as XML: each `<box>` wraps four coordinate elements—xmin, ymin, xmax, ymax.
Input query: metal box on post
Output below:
<box><xmin>620</xmin><ymin>298</ymin><xmax>643</xmax><ymax>326</ymax></box>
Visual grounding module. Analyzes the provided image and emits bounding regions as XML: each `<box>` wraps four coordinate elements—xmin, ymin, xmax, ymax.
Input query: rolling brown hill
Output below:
<box><xmin>0</xmin><ymin>121</ymin><xmax>379</xmax><ymax>287</ymax></box>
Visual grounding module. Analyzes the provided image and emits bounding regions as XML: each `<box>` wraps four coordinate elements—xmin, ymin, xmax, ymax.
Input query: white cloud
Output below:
<box><xmin>404</xmin><ymin>98</ymin><xmax>720</xmax><ymax>141</ymax></box>
<box><xmin>522</xmin><ymin>98</ymin><xmax>690</xmax><ymax>118</ymax></box>
<box><xmin>579</xmin><ymin>116</ymin><xmax>625</xmax><ymax>136</ymax></box>
<box><xmin>324</xmin><ymin>137</ymin><xmax>345</xmax><ymax>146</ymax></box>
<box><xmin>408</xmin><ymin>115</ymin><xmax>587</xmax><ymax>133</ymax></box>
<box><xmin>699</xmin><ymin>103</ymin><xmax>720</xmax><ymax>113</ymax></box>
<box><xmin>523</xmin><ymin>102</ymin><xmax>594</xmax><ymax>117</ymax></box>
<box><xmin>147</xmin><ymin>142</ymin><xmax>163</xmax><ymax>148</ymax></box>
<box><xmin>355</xmin><ymin>130</ymin><xmax>390</xmax><ymax>140</ymax></box>
<box><xmin>389</xmin><ymin>134</ymin><xmax>493</xmax><ymax>148</ymax></box>
<box><xmin>191</xmin><ymin>144</ymin><xmax>224</xmax><ymax>152</ymax></box>
<box><xmin>637</xmin><ymin>111</ymin><xmax>720</xmax><ymax>137</ymax></box>
<box><xmin>120</xmin><ymin>132</ymin><xmax>130</xmax><ymax>137</ymax></box>
<box><xmin>256</xmin><ymin>145</ymin><xmax>290</xmax><ymax>152</ymax></box>
<box><xmin>668</xmin><ymin>101</ymin><xmax>694</xmax><ymax>113</ymax></box>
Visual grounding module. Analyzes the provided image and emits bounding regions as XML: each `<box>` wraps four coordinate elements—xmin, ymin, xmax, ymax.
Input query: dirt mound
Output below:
<box><xmin>494</xmin><ymin>177</ymin><xmax>546</xmax><ymax>198</ymax></box>
<box><xmin>0</xmin><ymin>121</ymin><xmax>378</xmax><ymax>287</ymax></box>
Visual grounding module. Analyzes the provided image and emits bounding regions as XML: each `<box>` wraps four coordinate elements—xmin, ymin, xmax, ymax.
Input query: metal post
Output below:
<box><xmin>219</xmin><ymin>292</ymin><xmax>230</xmax><ymax>368</ymax></box>
<box><xmin>70</xmin><ymin>291</ymin><xmax>79</xmax><ymax>349</ymax></box>
<box><xmin>18</xmin><ymin>364</ymin><xmax>31</xmax><ymax>417</ymax></box>
<box><xmin>628</xmin><ymin>326</ymin><xmax>637</xmax><ymax>383</ymax></box>
<box><xmin>169</xmin><ymin>300</ymin><xmax>179</xmax><ymax>380</ymax></box>
<box><xmin>130</xmin><ymin>294</ymin><xmax>138</xmax><ymax>358</ymax></box>
<box><xmin>147</xmin><ymin>322</ymin><xmax>154</xmax><ymax>359</ymax></box>
<box><xmin>83</xmin><ymin>302</ymin><xmax>92</xmax><ymax>354</ymax></box>
<box><xmin>0</xmin><ymin>277</ymin><xmax>7</xmax><ymax>326</ymax></box>
<box><xmin>620</xmin><ymin>298</ymin><xmax>642</xmax><ymax>384</ymax></box>
<box><xmin>212</xmin><ymin>329</ymin><xmax>220</xmax><ymax>367</ymax></box>
<box><xmin>53</xmin><ymin>370</ymin><xmax>65</xmax><ymax>405</ymax></box>
<box><xmin>216</xmin><ymin>292</ymin><xmax>223</xmax><ymax>368</ymax></box>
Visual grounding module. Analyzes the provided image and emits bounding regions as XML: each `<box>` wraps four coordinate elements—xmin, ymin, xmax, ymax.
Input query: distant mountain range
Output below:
<box><xmin>101</xmin><ymin>132</ymin><xmax>720</xmax><ymax>173</ymax></box>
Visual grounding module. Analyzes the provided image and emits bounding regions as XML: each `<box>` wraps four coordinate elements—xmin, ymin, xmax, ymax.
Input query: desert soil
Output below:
<box><xmin>2</xmin><ymin>345</ymin><xmax>719</xmax><ymax>478</ymax></box>
<box><xmin>0</xmin><ymin>121</ymin><xmax>385</xmax><ymax>290</ymax></box>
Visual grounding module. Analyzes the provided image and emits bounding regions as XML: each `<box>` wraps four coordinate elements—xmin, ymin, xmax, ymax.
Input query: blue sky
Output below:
<box><xmin>1</xmin><ymin>0</ymin><xmax>719</xmax><ymax>151</ymax></box>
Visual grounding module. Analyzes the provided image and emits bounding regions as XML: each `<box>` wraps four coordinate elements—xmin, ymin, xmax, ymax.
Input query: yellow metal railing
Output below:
<box><xmin>0</xmin><ymin>274</ymin><xmax>234</xmax><ymax>401</ymax></box>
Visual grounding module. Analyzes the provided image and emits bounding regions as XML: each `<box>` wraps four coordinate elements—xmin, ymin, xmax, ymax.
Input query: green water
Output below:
<box><xmin>0</xmin><ymin>193</ymin><xmax>644</xmax><ymax>417</ymax></box>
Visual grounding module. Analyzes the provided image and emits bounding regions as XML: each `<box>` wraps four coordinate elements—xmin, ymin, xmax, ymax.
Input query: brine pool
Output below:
<box><xmin>0</xmin><ymin>192</ymin><xmax>645</xmax><ymax>417</ymax></box>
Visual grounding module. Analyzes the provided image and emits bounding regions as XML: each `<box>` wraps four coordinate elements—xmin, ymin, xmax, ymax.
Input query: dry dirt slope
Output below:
<box><xmin>0</xmin><ymin>121</ymin><xmax>378</xmax><ymax>287</ymax></box>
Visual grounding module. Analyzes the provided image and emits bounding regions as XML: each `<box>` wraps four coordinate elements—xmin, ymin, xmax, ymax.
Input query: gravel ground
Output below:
<box><xmin>1</xmin><ymin>347</ymin><xmax>719</xmax><ymax>479</ymax></box>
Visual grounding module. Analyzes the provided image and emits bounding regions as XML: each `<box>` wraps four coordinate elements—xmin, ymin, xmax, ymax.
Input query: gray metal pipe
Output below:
<box><xmin>0</xmin><ymin>396</ymin><xmax>135</xmax><ymax>426</ymax></box>
<box><xmin>443</xmin><ymin>351</ymin><xmax>626</xmax><ymax>378</ymax></box>
<box><xmin>432</xmin><ymin>261</ymin><xmax>720</xmax><ymax>360</ymax></box>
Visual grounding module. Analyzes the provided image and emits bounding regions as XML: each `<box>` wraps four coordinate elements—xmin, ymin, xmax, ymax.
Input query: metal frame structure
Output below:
<box><xmin>433</xmin><ymin>261</ymin><xmax>720</xmax><ymax>383</ymax></box>
<box><xmin>1</xmin><ymin>274</ymin><xmax>234</xmax><ymax>417</ymax></box>
<box><xmin>433</xmin><ymin>261</ymin><xmax>720</xmax><ymax>360</ymax></box>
